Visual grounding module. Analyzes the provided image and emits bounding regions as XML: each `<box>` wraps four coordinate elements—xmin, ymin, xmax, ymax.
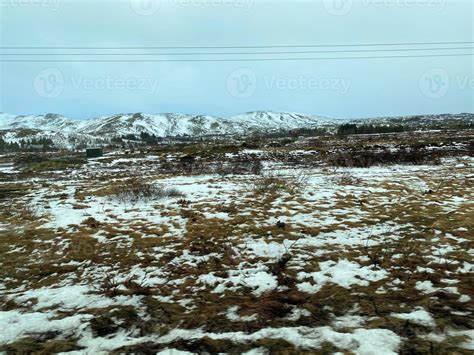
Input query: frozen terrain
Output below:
<box><xmin>0</xmin><ymin>139</ymin><xmax>472</xmax><ymax>353</ymax></box>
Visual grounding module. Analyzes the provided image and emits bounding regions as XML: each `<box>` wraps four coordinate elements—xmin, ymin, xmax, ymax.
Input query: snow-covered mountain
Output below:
<box><xmin>0</xmin><ymin>111</ymin><xmax>338</xmax><ymax>147</ymax></box>
<box><xmin>81</xmin><ymin>111</ymin><xmax>337</xmax><ymax>136</ymax></box>
<box><xmin>227</xmin><ymin>111</ymin><xmax>336</xmax><ymax>131</ymax></box>
<box><xmin>0</xmin><ymin>113</ymin><xmax>80</xmax><ymax>132</ymax></box>
<box><xmin>77</xmin><ymin>113</ymin><xmax>236</xmax><ymax>137</ymax></box>
<box><xmin>0</xmin><ymin>111</ymin><xmax>472</xmax><ymax>148</ymax></box>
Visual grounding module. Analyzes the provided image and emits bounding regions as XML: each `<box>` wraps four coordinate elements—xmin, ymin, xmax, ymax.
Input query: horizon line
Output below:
<box><xmin>1</xmin><ymin>110</ymin><xmax>472</xmax><ymax>122</ymax></box>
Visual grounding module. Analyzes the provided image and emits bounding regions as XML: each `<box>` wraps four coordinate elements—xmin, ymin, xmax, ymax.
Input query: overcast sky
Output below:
<box><xmin>0</xmin><ymin>0</ymin><xmax>473</xmax><ymax>119</ymax></box>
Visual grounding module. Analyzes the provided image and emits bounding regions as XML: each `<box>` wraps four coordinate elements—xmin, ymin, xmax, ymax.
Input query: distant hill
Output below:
<box><xmin>0</xmin><ymin>111</ymin><xmax>472</xmax><ymax>148</ymax></box>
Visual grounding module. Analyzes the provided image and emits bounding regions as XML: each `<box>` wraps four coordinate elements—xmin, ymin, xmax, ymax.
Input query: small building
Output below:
<box><xmin>86</xmin><ymin>147</ymin><xmax>103</xmax><ymax>158</ymax></box>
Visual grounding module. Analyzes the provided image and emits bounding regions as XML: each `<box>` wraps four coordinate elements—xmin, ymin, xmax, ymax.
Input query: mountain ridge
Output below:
<box><xmin>0</xmin><ymin>111</ymin><xmax>472</xmax><ymax>148</ymax></box>
<box><xmin>0</xmin><ymin>110</ymin><xmax>338</xmax><ymax>135</ymax></box>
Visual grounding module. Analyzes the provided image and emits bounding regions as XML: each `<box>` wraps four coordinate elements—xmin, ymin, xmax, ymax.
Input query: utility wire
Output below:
<box><xmin>2</xmin><ymin>47</ymin><xmax>473</xmax><ymax>56</ymax></box>
<box><xmin>1</xmin><ymin>41</ymin><xmax>474</xmax><ymax>50</ymax></box>
<box><xmin>1</xmin><ymin>53</ymin><xmax>472</xmax><ymax>62</ymax></box>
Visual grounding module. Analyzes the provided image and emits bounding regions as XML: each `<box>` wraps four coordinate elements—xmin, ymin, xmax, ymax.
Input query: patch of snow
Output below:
<box><xmin>157</xmin><ymin>349</ymin><xmax>194</xmax><ymax>355</ymax></box>
<box><xmin>0</xmin><ymin>311</ymin><xmax>88</xmax><ymax>345</ymax></box>
<box><xmin>153</xmin><ymin>326</ymin><xmax>401</xmax><ymax>355</ymax></box>
<box><xmin>297</xmin><ymin>259</ymin><xmax>387</xmax><ymax>293</ymax></box>
<box><xmin>198</xmin><ymin>268</ymin><xmax>278</xmax><ymax>296</ymax></box>
<box><xmin>457</xmin><ymin>262</ymin><xmax>473</xmax><ymax>273</ymax></box>
<box><xmin>285</xmin><ymin>308</ymin><xmax>312</xmax><ymax>321</ymax></box>
<box><xmin>459</xmin><ymin>295</ymin><xmax>471</xmax><ymax>303</ymax></box>
<box><xmin>332</xmin><ymin>314</ymin><xmax>368</xmax><ymax>329</ymax></box>
<box><xmin>415</xmin><ymin>281</ymin><xmax>437</xmax><ymax>294</ymax></box>
<box><xmin>11</xmin><ymin>285</ymin><xmax>141</xmax><ymax>311</ymax></box>
<box><xmin>392</xmin><ymin>308</ymin><xmax>436</xmax><ymax>327</ymax></box>
<box><xmin>226</xmin><ymin>306</ymin><xmax>258</xmax><ymax>322</ymax></box>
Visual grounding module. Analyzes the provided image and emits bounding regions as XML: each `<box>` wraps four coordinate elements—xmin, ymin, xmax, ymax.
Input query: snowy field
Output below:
<box><xmin>0</xmin><ymin>147</ymin><xmax>473</xmax><ymax>354</ymax></box>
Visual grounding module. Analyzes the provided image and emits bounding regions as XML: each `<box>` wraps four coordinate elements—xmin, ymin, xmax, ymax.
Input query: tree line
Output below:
<box><xmin>337</xmin><ymin>123</ymin><xmax>409</xmax><ymax>136</ymax></box>
<box><xmin>0</xmin><ymin>137</ymin><xmax>54</xmax><ymax>152</ymax></box>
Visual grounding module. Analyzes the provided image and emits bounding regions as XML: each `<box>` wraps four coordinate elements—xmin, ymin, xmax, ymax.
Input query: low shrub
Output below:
<box><xmin>108</xmin><ymin>178</ymin><xmax>184</xmax><ymax>205</ymax></box>
<box><xmin>251</xmin><ymin>172</ymin><xmax>288</xmax><ymax>195</ymax></box>
<box><xmin>327</xmin><ymin>146</ymin><xmax>442</xmax><ymax>168</ymax></box>
<box><xmin>250</xmin><ymin>170</ymin><xmax>310</xmax><ymax>195</ymax></box>
<box><xmin>14</xmin><ymin>154</ymin><xmax>86</xmax><ymax>172</ymax></box>
<box><xmin>214</xmin><ymin>160</ymin><xmax>263</xmax><ymax>176</ymax></box>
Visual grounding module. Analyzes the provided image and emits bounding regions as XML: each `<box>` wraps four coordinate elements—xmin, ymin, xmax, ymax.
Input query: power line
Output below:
<box><xmin>1</xmin><ymin>41</ymin><xmax>474</xmax><ymax>50</ymax></box>
<box><xmin>2</xmin><ymin>47</ymin><xmax>473</xmax><ymax>56</ymax></box>
<box><xmin>1</xmin><ymin>53</ymin><xmax>472</xmax><ymax>62</ymax></box>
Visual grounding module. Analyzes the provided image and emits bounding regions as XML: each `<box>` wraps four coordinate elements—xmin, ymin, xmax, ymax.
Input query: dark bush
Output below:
<box><xmin>109</xmin><ymin>178</ymin><xmax>184</xmax><ymax>205</ymax></box>
<box><xmin>327</xmin><ymin>146</ymin><xmax>442</xmax><ymax>168</ymax></box>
